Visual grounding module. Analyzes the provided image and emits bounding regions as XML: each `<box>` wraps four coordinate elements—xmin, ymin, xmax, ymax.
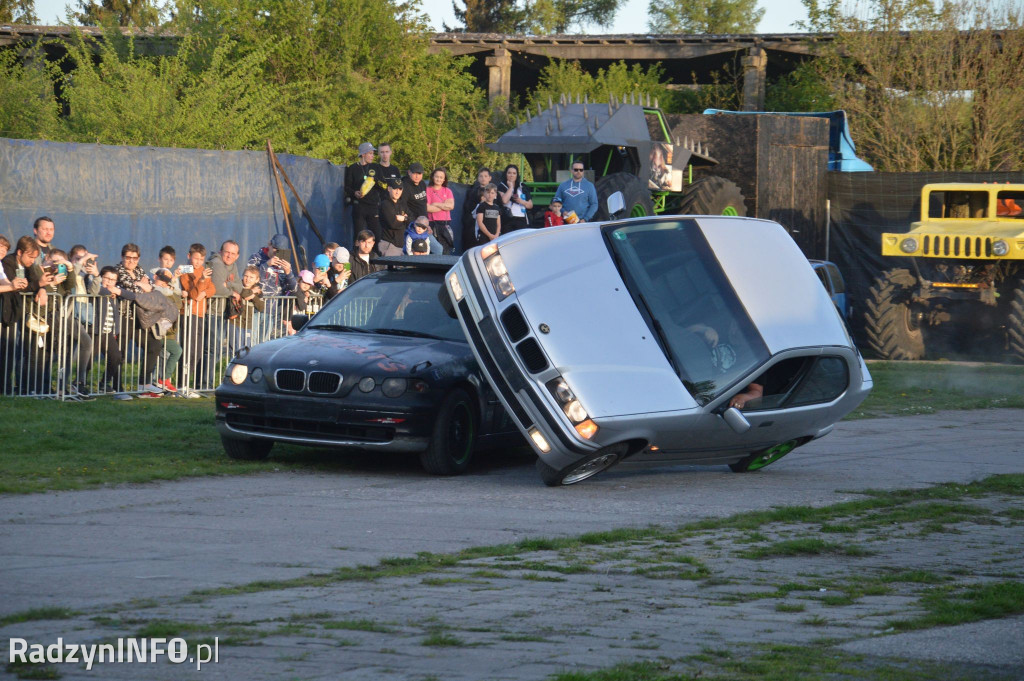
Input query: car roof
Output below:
<box><xmin>377</xmin><ymin>255</ymin><xmax>459</xmax><ymax>271</ymax></box>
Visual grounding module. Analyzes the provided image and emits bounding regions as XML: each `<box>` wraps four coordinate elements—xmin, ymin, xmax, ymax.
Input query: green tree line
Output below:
<box><xmin>1</xmin><ymin>0</ymin><xmax>1022</xmax><ymax>173</ymax></box>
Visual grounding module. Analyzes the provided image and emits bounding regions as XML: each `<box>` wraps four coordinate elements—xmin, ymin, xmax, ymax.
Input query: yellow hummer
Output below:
<box><xmin>865</xmin><ymin>182</ymin><xmax>1024</xmax><ymax>361</ymax></box>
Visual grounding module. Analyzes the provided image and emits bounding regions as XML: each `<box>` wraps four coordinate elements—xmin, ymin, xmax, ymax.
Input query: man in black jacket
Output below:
<box><xmin>1</xmin><ymin>236</ymin><xmax>55</xmax><ymax>394</ymax></box>
<box><xmin>345</xmin><ymin>142</ymin><xmax>383</xmax><ymax>240</ymax></box>
<box><xmin>349</xmin><ymin>231</ymin><xmax>381</xmax><ymax>284</ymax></box>
<box><xmin>377</xmin><ymin>178</ymin><xmax>408</xmax><ymax>256</ymax></box>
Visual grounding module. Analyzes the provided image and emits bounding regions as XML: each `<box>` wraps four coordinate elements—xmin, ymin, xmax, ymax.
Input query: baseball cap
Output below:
<box><xmin>313</xmin><ymin>254</ymin><xmax>330</xmax><ymax>270</ymax></box>
<box><xmin>332</xmin><ymin>246</ymin><xmax>350</xmax><ymax>264</ymax></box>
<box><xmin>411</xmin><ymin>238</ymin><xmax>429</xmax><ymax>254</ymax></box>
<box><xmin>270</xmin><ymin>234</ymin><xmax>289</xmax><ymax>249</ymax></box>
<box><xmin>298</xmin><ymin>269</ymin><xmax>314</xmax><ymax>285</ymax></box>
<box><xmin>386</xmin><ymin>177</ymin><xmax>403</xmax><ymax>189</ymax></box>
<box><xmin>154</xmin><ymin>268</ymin><xmax>174</xmax><ymax>284</ymax></box>
<box><xmin>358</xmin><ymin>142</ymin><xmax>375</xmax><ymax>155</ymax></box>
<box><xmin>408</xmin><ymin>162</ymin><xmax>424</xmax><ymax>174</ymax></box>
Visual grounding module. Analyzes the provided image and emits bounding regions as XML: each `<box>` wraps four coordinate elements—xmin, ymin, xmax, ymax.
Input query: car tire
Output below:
<box><xmin>677</xmin><ymin>175</ymin><xmax>747</xmax><ymax>216</ymax></box>
<box><xmin>863</xmin><ymin>268</ymin><xmax>925</xmax><ymax>360</ymax></box>
<box><xmin>420</xmin><ymin>388</ymin><xmax>477</xmax><ymax>475</ymax></box>
<box><xmin>535</xmin><ymin>443</ymin><xmax>629</xmax><ymax>487</ymax></box>
<box><xmin>221</xmin><ymin>435</ymin><xmax>273</xmax><ymax>461</ymax></box>
<box><xmin>594</xmin><ymin>173</ymin><xmax>654</xmax><ymax>220</ymax></box>
<box><xmin>728</xmin><ymin>439</ymin><xmax>799</xmax><ymax>473</ymax></box>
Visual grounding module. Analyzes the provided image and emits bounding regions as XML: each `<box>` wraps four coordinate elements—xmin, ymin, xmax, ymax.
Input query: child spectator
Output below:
<box><xmin>411</xmin><ymin>238</ymin><xmax>429</xmax><ymax>255</ymax></box>
<box><xmin>311</xmin><ymin>254</ymin><xmax>332</xmax><ymax>296</ymax></box>
<box><xmin>151</xmin><ymin>245</ymin><xmax>183</xmax><ymax>294</ymax></box>
<box><xmin>96</xmin><ymin>267</ymin><xmax>132</xmax><ymax>400</ymax></box>
<box><xmin>326</xmin><ymin>247</ymin><xmax>351</xmax><ymax>299</ymax></box>
<box><xmin>405</xmin><ymin>217</ymin><xmax>432</xmax><ymax>255</ymax></box>
<box><xmin>323</xmin><ymin>242</ymin><xmax>340</xmax><ymax>260</ymax></box>
<box><xmin>293</xmin><ymin>270</ymin><xmax>322</xmax><ymax>318</ymax></box>
<box><xmin>226</xmin><ymin>265</ymin><xmax>264</xmax><ymax>356</ymax></box>
<box><xmin>179</xmin><ymin>243</ymin><xmax>216</xmax><ymax>395</ymax></box>
<box><xmin>152</xmin><ymin>268</ymin><xmax>183</xmax><ymax>393</ymax></box>
<box><xmin>474</xmin><ymin>183</ymin><xmax>501</xmax><ymax>245</ymax></box>
<box><xmin>544</xmin><ymin>198</ymin><xmax>565</xmax><ymax>227</ymax></box>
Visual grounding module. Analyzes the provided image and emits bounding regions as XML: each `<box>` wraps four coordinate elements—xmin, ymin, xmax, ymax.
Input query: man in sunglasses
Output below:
<box><xmin>552</xmin><ymin>162</ymin><xmax>598</xmax><ymax>223</ymax></box>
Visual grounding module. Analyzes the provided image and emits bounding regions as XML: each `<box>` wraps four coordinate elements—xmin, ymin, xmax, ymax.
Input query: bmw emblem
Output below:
<box><xmin>308</xmin><ymin>359</ymin><xmax>319</xmax><ymax>366</ymax></box>
<box><xmin>539</xmin><ymin>323</ymin><xmax>550</xmax><ymax>334</ymax></box>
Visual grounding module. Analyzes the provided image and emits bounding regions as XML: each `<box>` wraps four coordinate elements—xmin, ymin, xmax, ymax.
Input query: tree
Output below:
<box><xmin>0</xmin><ymin>0</ymin><xmax>38</xmax><ymax>23</ymax></box>
<box><xmin>647</xmin><ymin>0</ymin><xmax>764</xmax><ymax>33</ymax></box>
<box><xmin>73</xmin><ymin>0</ymin><xmax>162</xmax><ymax>27</ymax></box>
<box><xmin>447</xmin><ymin>0</ymin><xmax>622</xmax><ymax>33</ymax></box>
<box><xmin>446</xmin><ymin>0</ymin><xmax>527</xmax><ymax>32</ymax></box>
<box><xmin>0</xmin><ymin>48</ymin><xmax>61</xmax><ymax>139</ymax></box>
<box><xmin>799</xmin><ymin>0</ymin><xmax>1024</xmax><ymax>171</ymax></box>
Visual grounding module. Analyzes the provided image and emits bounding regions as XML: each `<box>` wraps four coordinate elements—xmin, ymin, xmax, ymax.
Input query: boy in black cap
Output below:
<box><xmin>401</xmin><ymin>162</ymin><xmax>428</xmax><ymax>220</ymax></box>
<box><xmin>377</xmin><ymin>177</ymin><xmax>407</xmax><ymax>256</ymax></box>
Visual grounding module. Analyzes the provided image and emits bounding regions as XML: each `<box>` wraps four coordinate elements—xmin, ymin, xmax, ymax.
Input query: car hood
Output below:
<box><xmin>244</xmin><ymin>329</ymin><xmax>466</xmax><ymax>376</ymax></box>
<box><xmin>496</xmin><ymin>227</ymin><xmax>699</xmax><ymax>418</ymax></box>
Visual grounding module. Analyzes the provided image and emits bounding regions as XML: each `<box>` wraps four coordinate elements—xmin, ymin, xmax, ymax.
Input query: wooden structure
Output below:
<box><xmin>669</xmin><ymin>113</ymin><xmax>831</xmax><ymax>258</ymax></box>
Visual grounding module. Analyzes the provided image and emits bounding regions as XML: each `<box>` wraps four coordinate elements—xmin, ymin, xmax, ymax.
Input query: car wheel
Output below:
<box><xmin>594</xmin><ymin>173</ymin><xmax>654</xmax><ymax>220</ymax></box>
<box><xmin>1007</xmin><ymin>277</ymin><xmax>1024</xmax><ymax>363</ymax></box>
<box><xmin>864</xmin><ymin>268</ymin><xmax>925</xmax><ymax>360</ymax></box>
<box><xmin>535</xmin><ymin>443</ymin><xmax>629</xmax><ymax>487</ymax></box>
<box><xmin>728</xmin><ymin>439</ymin><xmax>799</xmax><ymax>473</ymax></box>
<box><xmin>221</xmin><ymin>434</ymin><xmax>273</xmax><ymax>461</ymax></box>
<box><xmin>420</xmin><ymin>388</ymin><xmax>477</xmax><ymax>475</ymax></box>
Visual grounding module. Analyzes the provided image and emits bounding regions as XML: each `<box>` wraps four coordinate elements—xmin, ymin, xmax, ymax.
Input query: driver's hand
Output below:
<box><xmin>702</xmin><ymin>327</ymin><xmax>719</xmax><ymax>347</ymax></box>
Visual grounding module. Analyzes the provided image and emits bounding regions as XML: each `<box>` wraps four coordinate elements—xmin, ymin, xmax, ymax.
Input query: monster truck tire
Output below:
<box><xmin>1008</xmin><ymin>278</ymin><xmax>1024</xmax><ymax>363</ymax></box>
<box><xmin>677</xmin><ymin>175</ymin><xmax>747</xmax><ymax>216</ymax></box>
<box><xmin>594</xmin><ymin>172</ymin><xmax>654</xmax><ymax>220</ymax></box>
<box><xmin>863</xmin><ymin>268</ymin><xmax>925</xmax><ymax>360</ymax></box>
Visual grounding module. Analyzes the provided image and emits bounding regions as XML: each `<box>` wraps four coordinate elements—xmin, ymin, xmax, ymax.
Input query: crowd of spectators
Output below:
<box><xmin>0</xmin><ymin>142</ymin><xmax>595</xmax><ymax>400</ymax></box>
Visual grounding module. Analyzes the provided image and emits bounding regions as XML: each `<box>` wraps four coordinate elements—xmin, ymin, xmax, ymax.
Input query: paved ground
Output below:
<box><xmin>2</xmin><ymin>409</ymin><xmax>1023</xmax><ymax>679</ymax></box>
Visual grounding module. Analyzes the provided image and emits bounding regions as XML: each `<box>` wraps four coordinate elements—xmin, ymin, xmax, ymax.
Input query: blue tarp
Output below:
<box><xmin>0</xmin><ymin>138</ymin><xmax>348</xmax><ymax>268</ymax></box>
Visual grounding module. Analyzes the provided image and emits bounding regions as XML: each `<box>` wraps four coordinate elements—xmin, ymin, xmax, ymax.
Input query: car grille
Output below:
<box><xmin>275</xmin><ymin>369</ymin><xmax>305</xmax><ymax>392</ymax></box>
<box><xmin>225</xmin><ymin>412</ymin><xmax>392</xmax><ymax>443</ymax></box>
<box><xmin>516</xmin><ymin>338</ymin><xmax>549</xmax><ymax>373</ymax></box>
<box><xmin>501</xmin><ymin>305</ymin><xmax>529</xmax><ymax>342</ymax></box>
<box><xmin>922</xmin><ymin>234</ymin><xmax>992</xmax><ymax>257</ymax></box>
<box><xmin>308</xmin><ymin>371</ymin><xmax>342</xmax><ymax>394</ymax></box>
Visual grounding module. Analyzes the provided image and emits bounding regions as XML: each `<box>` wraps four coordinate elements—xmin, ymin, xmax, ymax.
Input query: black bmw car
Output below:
<box><xmin>215</xmin><ymin>256</ymin><xmax>518</xmax><ymax>475</ymax></box>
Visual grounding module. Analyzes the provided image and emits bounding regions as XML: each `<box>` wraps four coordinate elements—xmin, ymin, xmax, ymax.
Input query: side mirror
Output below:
<box><xmin>607</xmin><ymin>191</ymin><xmax>625</xmax><ymax>219</ymax></box>
<box><xmin>291</xmin><ymin>313</ymin><xmax>309</xmax><ymax>331</ymax></box>
<box><xmin>721</xmin><ymin>407</ymin><xmax>751</xmax><ymax>434</ymax></box>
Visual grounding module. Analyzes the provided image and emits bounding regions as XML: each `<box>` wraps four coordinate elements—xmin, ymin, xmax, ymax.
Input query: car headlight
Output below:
<box><xmin>382</xmin><ymin>378</ymin><xmax>407</xmax><ymax>397</ymax></box>
<box><xmin>546</xmin><ymin>377</ymin><xmax>598</xmax><ymax>439</ymax></box>
<box><xmin>482</xmin><ymin>247</ymin><xmax>515</xmax><ymax>300</ymax></box>
<box><xmin>992</xmin><ymin>239</ymin><xmax>1009</xmax><ymax>256</ymax></box>
<box><xmin>358</xmin><ymin>377</ymin><xmax>376</xmax><ymax>393</ymax></box>
<box><xmin>228</xmin><ymin>363</ymin><xmax>248</xmax><ymax>385</ymax></box>
<box><xmin>899</xmin><ymin>237</ymin><xmax>918</xmax><ymax>254</ymax></box>
<box><xmin>448</xmin><ymin>272</ymin><xmax>464</xmax><ymax>301</ymax></box>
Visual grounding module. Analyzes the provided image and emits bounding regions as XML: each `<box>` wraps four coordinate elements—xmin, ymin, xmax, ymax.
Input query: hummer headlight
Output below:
<box><xmin>992</xmin><ymin>239</ymin><xmax>1009</xmax><ymax>256</ymax></box>
<box><xmin>899</xmin><ymin>237</ymin><xmax>918</xmax><ymax>254</ymax></box>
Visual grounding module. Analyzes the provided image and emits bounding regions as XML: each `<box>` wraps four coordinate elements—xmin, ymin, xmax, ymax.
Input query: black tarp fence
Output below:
<box><xmin>0</xmin><ymin>138</ymin><xmax>475</xmax><ymax>268</ymax></box>
<box><xmin>827</xmin><ymin>170</ymin><xmax>1024</xmax><ymax>344</ymax></box>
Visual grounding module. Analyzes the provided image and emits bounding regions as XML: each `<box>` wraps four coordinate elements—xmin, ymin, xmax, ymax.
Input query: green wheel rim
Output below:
<box><xmin>721</xmin><ymin>206</ymin><xmax>739</xmax><ymax>217</ymax></box>
<box><xmin>630</xmin><ymin>203</ymin><xmax>649</xmax><ymax>217</ymax></box>
<box><xmin>745</xmin><ymin>440</ymin><xmax>797</xmax><ymax>471</ymax></box>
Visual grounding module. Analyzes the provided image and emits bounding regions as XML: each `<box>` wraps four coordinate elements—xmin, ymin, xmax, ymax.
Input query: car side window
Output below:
<box><xmin>739</xmin><ymin>356</ymin><xmax>849</xmax><ymax>411</ymax></box>
<box><xmin>826</xmin><ymin>265</ymin><xmax>845</xmax><ymax>295</ymax></box>
<box><xmin>814</xmin><ymin>266</ymin><xmax>831</xmax><ymax>293</ymax></box>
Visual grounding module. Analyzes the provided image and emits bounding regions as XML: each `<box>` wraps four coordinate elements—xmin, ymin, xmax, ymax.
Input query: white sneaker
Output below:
<box><xmin>142</xmin><ymin>383</ymin><xmax>164</xmax><ymax>393</ymax></box>
<box><xmin>181</xmin><ymin>389</ymin><xmax>202</xmax><ymax>399</ymax></box>
<box><xmin>113</xmin><ymin>392</ymin><xmax>133</xmax><ymax>401</ymax></box>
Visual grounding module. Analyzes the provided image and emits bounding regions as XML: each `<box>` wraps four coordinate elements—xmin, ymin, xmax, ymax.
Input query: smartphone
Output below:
<box><xmin>275</xmin><ymin>248</ymin><xmax>292</xmax><ymax>262</ymax></box>
<box><xmin>343</xmin><ymin>263</ymin><xmax>351</xmax><ymax>271</ymax></box>
<box><xmin>180</xmin><ymin>265</ymin><xmax>194</xmax><ymax>274</ymax></box>
<box><xmin>15</xmin><ymin>265</ymin><xmax>25</xmax><ymax>278</ymax></box>
<box><xmin>57</xmin><ymin>264</ymin><xmax>68</xmax><ymax>275</ymax></box>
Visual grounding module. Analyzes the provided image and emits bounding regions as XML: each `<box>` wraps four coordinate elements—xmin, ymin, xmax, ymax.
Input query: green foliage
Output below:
<box><xmin>0</xmin><ymin>0</ymin><xmax>38</xmax><ymax>23</ymax></box>
<box><xmin>59</xmin><ymin>30</ymin><xmax>283</xmax><ymax>150</ymax></box>
<box><xmin>522</xmin><ymin>60</ymin><xmax>677</xmax><ymax>112</ymax></box>
<box><xmin>764</xmin><ymin>60</ymin><xmax>835</xmax><ymax>112</ymax></box>
<box><xmin>447</xmin><ymin>0</ymin><xmax>623</xmax><ymax>33</ymax></box>
<box><xmin>648</xmin><ymin>0</ymin><xmax>765</xmax><ymax>33</ymax></box>
<box><xmin>0</xmin><ymin>49</ymin><xmax>62</xmax><ymax>140</ymax></box>
<box><xmin>73</xmin><ymin>0</ymin><xmax>162</xmax><ymax>27</ymax></box>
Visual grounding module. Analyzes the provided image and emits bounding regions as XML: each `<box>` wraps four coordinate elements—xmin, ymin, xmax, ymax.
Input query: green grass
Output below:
<box><xmin>0</xmin><ymin>607</ymin><xmax>77</xmax><ymax>627</ymax></box>
<box><xmin>421</xmin><ymin>631</ymin><xmax>465</xmax><ymax>646</ymax></box>
<box><xmin>890</xmin><ymin>581</ymin><xmax>1024</xmax><ymax>631</ymax></box>
<box><xmin>849</xmin><ymin>361</ymin><xmax>1024</xmax><ymax>418</ymax></box>
<box><xmin>738</xmin><ymin>538</ymin><xmax>871</xmax><ymax>559</ymax></box>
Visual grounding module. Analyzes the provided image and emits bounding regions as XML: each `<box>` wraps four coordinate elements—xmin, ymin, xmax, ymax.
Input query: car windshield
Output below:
<box><xmin>307</xmin><ymin>270</ymin><xmax>464</xmax><ymax>342</ymax></box>
<box><xmin>603</xmin><ymin>219</ymin><xmax>770</xmax><ymax>404</ymax></box>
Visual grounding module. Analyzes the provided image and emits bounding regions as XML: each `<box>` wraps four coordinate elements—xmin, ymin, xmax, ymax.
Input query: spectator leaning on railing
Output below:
<box><xmin>179</xmin><ymin>243</ymin><xmax>216</xmax><ymax>395</ymax></box>
<box><xmin>0</xmin><ymin>235</ymin><xmax>29</xmax><ymax>394</ymax></box>
<box><xmin>152</xmin><ymin>268</ymin><xmax>183</xmax><ymax>393</ymax></box>
<box><xmin>248</xmin><ymin>234</ymin><xmax>297</xmax><ymax>298</ymax></box>
<box><xmin>95</xmin><ymin>266</ymin><xmax>133</xmax><ymax>400</ymax></box>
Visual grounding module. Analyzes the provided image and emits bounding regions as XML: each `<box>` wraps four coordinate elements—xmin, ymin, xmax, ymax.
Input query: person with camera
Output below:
<box><xmin>65</xmin><ymin>245</ymin><xmax>102</xmax><ymax>396</ymax></box>
<box><xmin>247</xmin><ymin>233</ymin><xmax>297</xmax><ymax>298</ymax></box>
<box><xmin>151</xmin><ymin>268</ymin><xmax>183</xmax><ymax>394</ymax></box>
<box><xmin>2</xmin><ymin>237</ymin><xmax>61</xmax><ymax>394</ymax></box>
<box><xmin>225</xmin><ymin>265</ymin><xmax>264</xmax><ymax>360</ymax></box>
<box><xmin>0</xmin><ymin>236</ymin><xmax>31</xmax><ymax>394</ymax></box>
<box><xmin>179</xmin><ymin>243</ymin><xmax>217</xmax><ymax>394</ymax></box>
<box><xmin>94</xmin><ymin>266</ymin><xmax>134</xmax><ymax>400</ymax></box>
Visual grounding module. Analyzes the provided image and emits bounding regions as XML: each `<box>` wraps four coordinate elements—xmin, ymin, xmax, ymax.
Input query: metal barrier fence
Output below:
<box><xmin>0</xmin><ymin>293</ymin><xmax>323</xmax><ymax>400</ymax></box>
